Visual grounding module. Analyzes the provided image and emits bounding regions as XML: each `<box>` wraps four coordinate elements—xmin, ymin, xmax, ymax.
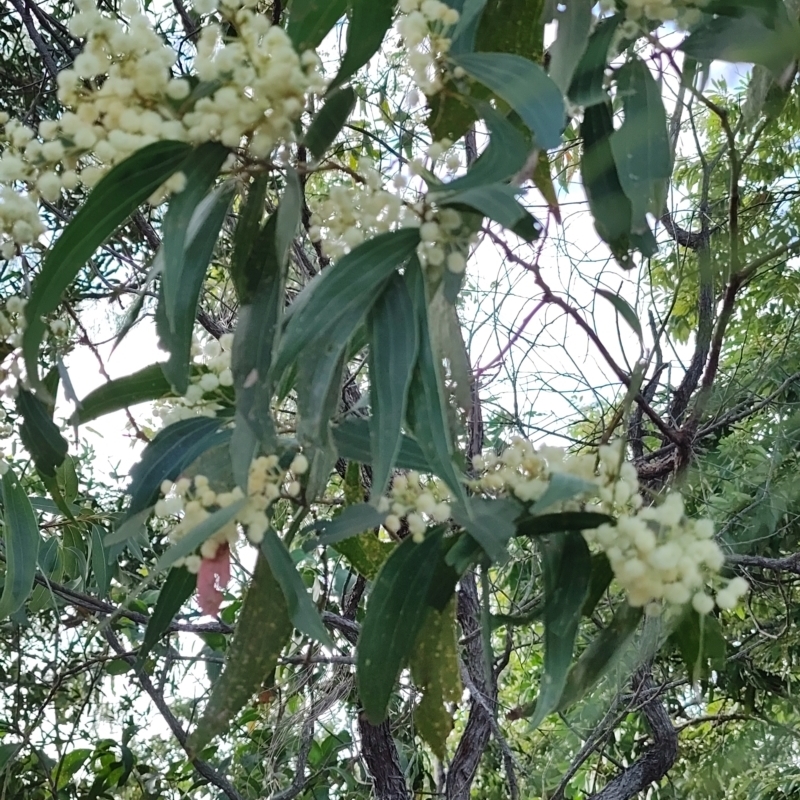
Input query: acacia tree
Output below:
<box><xmin>0</xmin><ymin>0</ymin><xmax>799</xmax><ymax>798</ymax></box>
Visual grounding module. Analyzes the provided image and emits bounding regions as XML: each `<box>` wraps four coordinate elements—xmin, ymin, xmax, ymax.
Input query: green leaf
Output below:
<box><xmin>56</xmin><ymin>455</ymin><xmax>79</xmax><ymax>506</ymax></box>
<box><xmin>405</xmin><ymin>261</ymin><xmax>467</xmax><ymax>502</ymax></box>
<box><xmin>609</xmin><ymin>58</ymin><xmax>671</xmax><ymax>240</ymax></box>
<box><xmin>137</xmin><ymin>567</ymin><xmax>196</xmax><ymax>667</ymax></box>
<box><xmin>90</xmin><ymin>525</ymin><xmax>110</xmax><ymax>599</ymax></box>
<box><xmin>332</xmin><ymin>418</ymin><xmax>432</xmax><ymax>472</ymax></box>
<box><xmin>0</xmin><ymin>469</ymin><xmax>41</xmax><ymax>620</ymax></box>
<box><xmin>580</xmin><ymin>102</ymin><xmax>634</xmax><ymax>267</ymax></box>
<box><xmin>443</xmin><ymin>183</ymin><xmax>540</xmax><ymax>235</ymax></box>
<box><xmin>155</xmin><ymin>499</ymin><xmax>247</xmax><ymax>573</ymax></box>
<box><xmin>259</xmin><ymin>531</ymin><xmax>332</xmax><ymax>646</ymax></box>
<box><xmin>158</xmin><ymin>182</ymin><xmax>235</xmax><ymax>394</ymax></box>
<box><xmin>54</xmin><ymin>748</ymin><xmax>92</xmax><ymax>790</ymax></box>
<box><xmin>162</xmin><ymin>142</ymin><xmax>229</xmax><ymax>330</ymax></box>
<box><xmin>451</xmin><ymin>52</ymin><xmax>564</xmax><ymax>149</ymax></box>
<box><xmin>669</xmin><ymin>606</ymin><xmax>727</xmax><ymax>683</ymax></box>
<box><xmin>104</xmin><ymin>506</ymin><xmax>152</xmax><ymax>548</ymax></box>
<box><xmin>680</xmin><ymin>11</ymin><xmax>800</xmax><ymax>72</ymax></box>
<box><xmin>409</xmin><ymin>600</ymin><xmax>461</xmax><ymax>759</ymax></box>
<box><xmin>451</xmin><ymin>497</ymin><xmax>520</xmax><ymax>565</ymax></box>
<box><xmin>582</xmin><ymin>551</ymin><xmax>613</xmax><ymax>616</ymax></box>
<box><xmin>330</xmin><ymin>0</ymin><xmax>396</xmax><ymax>90</ymax></box>
<box><xmin>515</xmin><ymin>510</ymin><xmax>613</xmax><ymax>537</ymax></box>
<box><xmin>556</xmin><ymin>602</ymin><xmax>643</xmax><ymax>712</ymax></box>
<box><xmin>304</xmin><ymin>87</ymin><xmax>356</xmax><ymax>160</ymax></box>
<box><xmin>187</xmin><ymin>553</ymin><xmax>292</xmax><ymax>756</ymax></box>
<box><xmin>305</xmin><ymin>503</ymin><xmax>386</xmax><ymax>548</ymax></box>
<box><xmin>525</xmin><ymin>472</ymin><xmax>598</xmax><ymax>515</ymax></box>
<box><xmin>548</xmin><ymin>0</ymin><xmax>593</xmax><ymax>93</ymax></box>
<box><xmin>232</xmin><ymin>173</ymin><xmax>301</xmax><ymax>448</ymax></box>
<box><xmin>230</xmin><ymin>173</ymin><xmax>269</xmax><ymax>304</ymax></box>
<box><xmin>449</xmin><ymin>0</ymin><xmax>489</xmax><ymax>52</ymax></box>
<box><xmin>126</xmin><ymin>417</ymin><xmax>224</xmax><ymax>517</ymax></box>
<box><xmin>368</xmin><ymin>274</ymin><xmax>420</xmax><ymax>498</ymax></box>
<box><xmin>23</xmin><ymin>141</ymin><xmax>191</xmax><ymax>388</ymax></box>
<box><xmin>568</xmin><ymin>16</ymin><xmax>621</xmax><ymax>107</ymax></box>
<box><xmin>358</xmin><ymin>530</ymin><xmax>450</xmax><ymax>723</ymax></box>
<box><xmin>529</xmin><ymin>532</ymin><xmax>592</xmax><ymax>727</ymax></box>
<box><xmin>274</xmin><ymin>229</ymin><xmax>421</xmax><ymax>379</ymax></box>
<box><xmin>431</xmin><ymin>105</ymin><xmax>529</xmax><ymax>195</ymax></box>
<box><xmin>287</xmin><ymin>0</ymin><xmax>348</xmax><ymax>52</ymax></box>
<box><xmin>72</xmin><ymin>365</ymin><xmax>172</xmax><ymax>425</ymax></box>
<box><xmin>17</xmin><ymin>389</ymin><xmax>68</xmax><ymax>477</ymax></box>
<box><xmin>596</xmin><ymin>289</ymin><xmax>643</xmax><ymax>342</ymax></box>
<box><xmin>0</xmin><ymin>743</ymin><xmax>20</xmax><ymax>774</ymax></box>
<box><xmin>333</xmin><ymin>534</ymin><xmax>395</xmax><ymax>580</ymax></box>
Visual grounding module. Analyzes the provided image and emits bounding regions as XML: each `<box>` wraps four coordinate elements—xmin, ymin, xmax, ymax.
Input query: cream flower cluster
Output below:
<box><xmin>470</xmin><ymin>438</ymin><xmax>747</xmax><ymax>615</ymax></box>
<box><xmin>154</xmin><ymin>451</ymin><xmax>308</xmax><ymax>571</ymax></box>
<box><xmin>308</xmin><ymin>159</ymin><xmax>413</xmax><ymax>260</ymax></box>
<box><xmin>377</xmin><ymin>471</ymin><xmax>452</xmax><ymax>542</ymax></box>
<box><xmin>152</xmin><ymin>333</ymin><xmax>235</xmax><ymax>426</ymax></box>
<box><xmin>0</xmin><ymin>296</ymin><xmax>30</xmax><ymax>398</ymax></box>
<box><xmin>0</xmin><ymin>0</ymin><xmax>323</xmax><ymax>254</ymax></box>
<box><xmin>607</xmin><ymin>0</ymin><xmax>707</xmax><ymax>36</ymax></box>
<box><xmin>396</xmin><ymin>0</ymin><xmax>460</xmax><ymax>95</ymax></box>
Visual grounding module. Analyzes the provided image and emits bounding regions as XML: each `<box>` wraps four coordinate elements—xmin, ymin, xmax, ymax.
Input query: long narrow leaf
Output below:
<box><xmin>23</xmin><ymin>141</ymin><xmax>191</xmax><ymax>387</ymax></box>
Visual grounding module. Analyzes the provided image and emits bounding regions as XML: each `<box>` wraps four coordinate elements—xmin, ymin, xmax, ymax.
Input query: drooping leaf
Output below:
<box><xmin>451</xmin><ymin>497</ymin><xmax>521</xmax><ymax>564</ymax></box>
<box><xmin>669</xmin><ymin>606</ymin><xmax>727</xmax><ymax>683</ymax></box>
<box><xmin>451</xmin><ymin>52</ymin><xmax>565</xmax><ymax>148</ymax></box>
<box><xmin>556</xmin><ymin>602</ymin><xmax>643</xmax><ymax>711</ymax></box>
<box><xmin>449</xmin><ymin>0</ymin><xmax>489</xmax><ymax>53</ymax></box>
<box><xmin>90</xmin><ymin>525</ymin><xmax>110</xmax><ymax>599</ymax></box>
<box><xmin>529</xmin><ymin>533</ymin><xmax>592</xmax><ymax>727</ymax></box>
<box><xmin>126</xmin><ymin>417</ymin><xmax>224</xmax><ymax>517</ymax></box>
<box><xmin>72</xmin><ymin>364</ymin><xmax>172</xmax><ymax>425</ymax></box>
<box><xmin>596</xmin><ymin>289</ymin><xmax>643</xmax><ymax>342</ymax></box>
<box><xmin>22</xmin><ymin>141</ymin><xmax>191</xmax><ymax>388</ymax></box>
<box><xmin>568</xmin><ymin>15</ymin><xmax>621</xmax><ymax>107</ymax></box>
<box><xmin>582</xmin><ymin>551</ymin><xmax>613</xmax><ymax>616</ymax></box>
<box><xmin>405</xmin><ymin>261</ymin><xmax>467</xmax><ymax>502</ymax></box>
<box><xmin>368</xmin><ymin>274</ymin><xmax>420</xmax><ymax>498</ymax></box>
<box><xmin>680</xmin><ymin>10</ymin><xmax>800</xmax><ymax>73</ymax></box>
<box><xmin>230</xmin><ymin>173</ymin><xmax>269</xmax><ymax>303</ymax></box>
<box><xmin>609</xmin><ymin>57</ymin><xmax>671</xmax><ymax>242</ymax></box>
<box><xmin>55</xmin><ymin>455</ymin><xmax>79</xmax><ymax>505</ymax></box>
<box><xmin>580</xmin><ymin>101</ymin><xmax>633</xmax><ymax>266</ymax></box>
<box><xmin>137</xmin><ymin>567</ymin><xmax>196</xmax><ymax>667</ymax></box>
<box><xmin>259</xmin><ymin>531</ymin><xmax>332</xmax><ymax>645</ymax></box>
<box><xmin>532</xmin><ymin>150</ymin><xmax>561</xmax><ymax>222</ymax></box>
<box><xmin>157</xmin><ymin>182</ymin><xmax>235</xmax><ymax>394</ymax></box>
<box><xmin>187</xmin><ymin>553</ymin><xmax>293</xmax><ymax>756</ymax></box>
<box><xmin>287</xmin><ymin>0</ymin><xmax>348</xmax><ymax>52</ymax></box>
<box><xmin>332</xmin><ymin>418</ymin><xmax>431</xmax><ymax>472</ymax></box>
<box><xmin>358</xmin><ymin>529</ymin><xmax>450</xmax><ymax>724</ymax></box>
<box><xmin>442</xmin><ymin>183</ymin><xmax>539</xmax><ymax>235</ymax></box>
<box><xmin>304</xmin><ymin>87</ymin><xmax>357</xmax><ymax>160</ymax></box>
<box><xmin>305</xmin><ymin>503</ymin><xmax>386</xmax><ymax>548</ymax></box>
<box><xmin>330</xmin><ymin>0</ymin><xmax>395</xmax><ymax>90</ymax></box>
<box><xmin>155</xmin><ymin>499</ymin><xmax>247</xmax><ymax>573</ymax></box>
<box><xmin>548</xmin><ymin>0</ymin><xmax>593</xmax><ymax>93</ymax></box>
<box><xmin>274</xmin><ymin>229</ymin><xmax>420</xmax><ymax>379</ymax></box>
<box><xmin>17</xmin><ymin>389</ymin><xmax>68</xmax><ymax>477</ymax></box>
<box><xmin>430</xmin><ymin>105</ymin><xmax>529</xmax><ymax>195</ymax></box>
<box><xmin>161</xmin><ymin>142</ymin><xmax>229</xmax><ymax>330</ymax></box>
<box><xmin>409</xmin><ymin>600</ymin><xmax>461</xmax><ymax>759</ymax></box>
<box><xmin>232</xmin><ymin>173</ymin><xmax>302</xmax><ymax>448</ymax></box>
<box><xmin>0</xmin><ymin>469</ymin><xmax>41</xmax><ymax>620</ymax></box>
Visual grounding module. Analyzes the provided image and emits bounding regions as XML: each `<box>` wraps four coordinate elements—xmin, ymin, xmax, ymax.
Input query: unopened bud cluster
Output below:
<box><xmin>471</xmin><ymin>438</ymin><xmax>747</xmax><ymax>615</ymax></box>
<box><xmin>377</xmin><ymin>471</ymin><xmax>451</xmax><ymax>542</ymax></box>
<box><xmin>154</xmin><ymin>451</ymin><xmax>309</xmax><ymax>572</ymax></box>
<box><xmin>416</xmin><ymin>204</ymin><xmax>473</xmax><ymax>273</ymax></box>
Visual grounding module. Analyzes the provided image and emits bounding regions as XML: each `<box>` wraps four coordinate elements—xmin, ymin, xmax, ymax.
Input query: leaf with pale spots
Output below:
<box><xmin>187</xmin><ymin>553</ymin><xmax>293</xmax><ymax>756</ymax></box>
<box><xmin>409</xmin><ymin>600</ymin><xmax>461</xmax><ymax>759</ymax></box>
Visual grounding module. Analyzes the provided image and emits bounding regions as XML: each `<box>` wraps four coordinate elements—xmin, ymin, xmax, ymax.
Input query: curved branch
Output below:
<box><xmin>588</xmin><ymin>674</ymin><xmax>678</xmax><ymax>800</ymax></box>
